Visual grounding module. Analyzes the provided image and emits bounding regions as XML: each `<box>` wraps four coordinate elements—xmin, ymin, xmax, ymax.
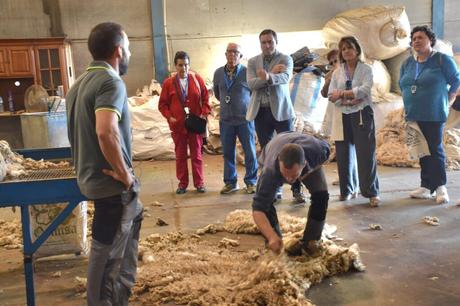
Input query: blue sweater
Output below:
<box><xmin>213</xmin><ymin>64</ymin><xmax>251</xmax><ymax>125</ymax></box>
<box><xmin>399</xmin><ymin>52</ymin><xmax>460</xmax><ymax>122</ymax></box>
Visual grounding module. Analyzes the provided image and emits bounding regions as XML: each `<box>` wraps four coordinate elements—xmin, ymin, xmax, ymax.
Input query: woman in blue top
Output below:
<box><xmin>399</xmin><ymin>25</ymin><xmax>460</xmax><ymax>204</ymax></box>
<box><xmin>328</xmin><ymin>36</ymin><xmax>380</xmax><ymax>207</ymax></box>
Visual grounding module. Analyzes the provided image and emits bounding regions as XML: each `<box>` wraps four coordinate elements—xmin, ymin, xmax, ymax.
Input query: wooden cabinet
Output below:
<box><xmin>0</xmin><ymin>48</ymin><xmax>8</xmax><ymax>76</ymax></box>
<box><xmin>0</xmin><ymin>38</ymin><xmax>74</xmax><ymax>98</ymax></box>
<box><xmin>0</xmin><ymin>47</ymin><xmax>34</xmax><ymax>77</ymax></box>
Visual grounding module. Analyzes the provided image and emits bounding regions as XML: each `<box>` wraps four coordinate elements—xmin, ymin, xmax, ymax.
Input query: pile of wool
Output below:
<box><xmin>0</xmin><ymin>140</ymin><xmax>70</xmax><ymax>181</ymax></box>
<box><xmin>444</xmin><ymin>128</ymin><xmax>460</xmax><ymax>170</ymax></box>
<box><xmin>375</xmin><ymin>108</ymin><xmax>460</xmax><ymax>169</ymax></box>
<box><xmin>223</xmin><ymin>209</ymin><xmax>307</xmax><ymax>234</ymax></box>
<box><xmin>0</xmin><ymin>219</ymin><xmax>22</xmax><ymax>249</ymax></box>
<box><xmin>375</xmin><ymin>108</ymin><xmax>418</xmax><ymax>167</ymax></box>
<box><xmin>132</xmin><ymin>210</ymin><xmax>364</xmax><ymax>305</ymax></box>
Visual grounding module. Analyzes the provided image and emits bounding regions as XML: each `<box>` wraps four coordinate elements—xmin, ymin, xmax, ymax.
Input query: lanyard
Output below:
<box><xmin>224</xmin><ymin>64</ymin><xmax>241</xmax><ymax>91</ymax></box>
<box><xmin>414</xmin><ymin>51</ymin><xmax>433</xmax><ymax>82</ymax></box>
<box><xmin>414</xmin><ymin>61</ymin><xmax>425</xmax><ymax>82</ymax></box>
<box><xmin>176</xmin><ymin>74</ymin><xmax>188</xmax><ymax>102</ymax></box>
<box><xmin>344</xmin><ymin>63</ymin><xmax>354</xmax><ymax>82</ymax></box>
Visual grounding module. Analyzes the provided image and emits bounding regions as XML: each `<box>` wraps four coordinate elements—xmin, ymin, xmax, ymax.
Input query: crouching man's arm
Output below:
<box><xmin>252</xmin><ymin>171</ymin><xmax>283</xmax><ymax>254</ymax></box>
<box><xmin>253</xmin><ymin>211</ymin><xmax>283</xmax><ymax>254</ymax></box>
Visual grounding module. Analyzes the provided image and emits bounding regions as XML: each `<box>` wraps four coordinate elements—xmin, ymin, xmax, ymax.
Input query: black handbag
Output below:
<box><xmin>174</xmin><ymin>73</ymin><xmax>207</xmax><ymax>134</ymax></box>
<box><xmin>184</xmin><ymin>112</ymin><xmax>207</xmax><ymax>134</ymax></box>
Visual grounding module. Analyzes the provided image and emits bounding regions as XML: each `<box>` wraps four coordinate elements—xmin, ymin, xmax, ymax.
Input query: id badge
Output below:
<box><xmin>411</xmin><ymin>85</ymin><xmax>417</xmax><ymax>94</ymax></box>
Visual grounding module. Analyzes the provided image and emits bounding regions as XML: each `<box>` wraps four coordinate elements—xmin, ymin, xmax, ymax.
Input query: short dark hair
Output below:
<box><xmin>326</xmin><ymin>49</ymin><xmax>339</xmax><ymax>61</ymax></box>
<box><xmin>88</xmin><ymin>22</ymin><xmax>124</xmax><ymax>60</ymax></box>
<box><xmin>174</xmin><ymin>51</ymin><xmax>190</xmax><ymax>65</ymax></box>
<box><xmin>338</xmin><ymin>36</ymin><xmax>362</xmax><ymax>63</ymax></box>
<box><xmin>259</xmin><ymin>29</ymin><xmax>278</xmax><ymax>44</ymax></box>
<box><xmin>410</xmin><ymin>25</ymin><xmax>436</xmax><ymax>47</ymax></box>
<box><xmin>279</xmin><ymin>144</ymin><xmax>305</xmax><ymax>169</ymax></box>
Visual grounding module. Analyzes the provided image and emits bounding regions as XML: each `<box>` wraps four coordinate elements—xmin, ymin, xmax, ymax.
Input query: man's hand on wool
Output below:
<box><xmin>267</xmin><ymin>235</ymin><xmax>283</xmax><ymax>254</ymax></box>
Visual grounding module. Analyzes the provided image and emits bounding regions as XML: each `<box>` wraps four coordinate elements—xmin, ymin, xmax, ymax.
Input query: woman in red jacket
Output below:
<box><xmin>159</xmin><ymin>51</ymin><xmax>210</xmax><ymax>194</ymax></box>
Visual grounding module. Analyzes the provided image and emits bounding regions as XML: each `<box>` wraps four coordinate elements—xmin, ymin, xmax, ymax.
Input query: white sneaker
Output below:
<box><xmin>410</xmin><ymin>187</ymin><xmax>433</xmax><ymax>199</ymax></box>
<box><xmin>435</xmin><ymin>185</ymin><xmax>449</xmax><ymax>204</ymax></box>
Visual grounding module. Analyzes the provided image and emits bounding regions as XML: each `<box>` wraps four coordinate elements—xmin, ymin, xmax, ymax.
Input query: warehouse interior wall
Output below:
<box><xmin>1</xmin><ymin>0</ymin><xmax>459</xmax><ymax>94</ymax></box>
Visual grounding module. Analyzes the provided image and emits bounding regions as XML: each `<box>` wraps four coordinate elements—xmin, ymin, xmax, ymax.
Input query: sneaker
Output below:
<box><xmin>176</xmin><ymin>187</ymin><xmax>187</xmax><ymax>194</ymax></box>
<box><xmin>292</xmin><ymin>191</ymin><xmax>306</xmax><ymax>204</ymax></box>
<box><xmin>435</xmin><ymin>185</ymin><xmax>449</xmax><ymax>204</ymax></box>
<box><xmin>245</xmin><ymin>184</ymin><xmax>256</xmax><ymax>194</ymax></box>
<box><xmin>410</xmin><ymin>187</ymin><xmax>433</xmax><ymax>199</ymax></box>
<box><xmin>220</xmin><ymin>183</ymin><xmax>239</xmax><ymax>194</ymax></box>
<box><xmin>196</xmin><ymin>186</ymin><xmax>206</xmax><ymax>193</ymax></box>
<box><xmin>339</xmin><ymin>192</ymin><xmax>358</xmax><ymax>201</ymax></box>
<box><xmin>369</xmin><ymin>196</ymin><xmax>381</xmax><ymax>207</ymax></box>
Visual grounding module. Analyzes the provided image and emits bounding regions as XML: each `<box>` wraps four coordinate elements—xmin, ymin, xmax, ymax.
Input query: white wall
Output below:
<box><xmin>2</xmin><ymin>0</ymin><xmax>459</xmax><ymax>93</ymax></box>
<box><xmin>0</xmin><ymin>0</ymin><xmax>154</xmax><ymax>95</ymax></box>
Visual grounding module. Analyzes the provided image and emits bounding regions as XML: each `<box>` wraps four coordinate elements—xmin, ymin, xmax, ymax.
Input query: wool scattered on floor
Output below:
<box><xmin>0</xmin><ymin>219</ymin><xmax>22</xmax><ymax>249</ymax></box>
<box><xmin>423</xmin><ymin>216</ymin><xmax>440</xmax><ymax>226</ymax></box>
<box><xmin>132</xmin><ymin>209</ymin><xmax>364</xmax><ymax>305</ymax></box>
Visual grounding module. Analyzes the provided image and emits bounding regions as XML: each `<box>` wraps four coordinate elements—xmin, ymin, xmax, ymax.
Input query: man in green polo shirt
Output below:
<box><xmin>66</xmin><ymin>22</ymin><xmax>142</xmax><ymax>306</ymax></box>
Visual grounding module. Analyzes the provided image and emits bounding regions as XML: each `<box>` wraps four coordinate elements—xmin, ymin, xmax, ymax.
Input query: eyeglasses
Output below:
<box><xmin>329</xmin><ymin>59</ymin><xmax>338</xmax><ymax>65</ymax></box>
<box><xmin>226</xmin><ymin>49</ymin><xmax>241</xmax><ymax>54</ymax></box>
<box><xmin>345</xmin><ymin>80</ymin><xmax>352</xmax><ymax>90</ymax></box>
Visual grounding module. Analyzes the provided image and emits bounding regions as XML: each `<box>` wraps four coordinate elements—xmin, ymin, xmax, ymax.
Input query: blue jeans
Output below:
<box><xmin>220</xmin><ymin>120</ymin><xmax>258</xmax><ymax>186</ymax></box>
<box><xmin>417</xmin><ymin>121</ymin><xmax>446</xmax><ymax>192</ymax></box>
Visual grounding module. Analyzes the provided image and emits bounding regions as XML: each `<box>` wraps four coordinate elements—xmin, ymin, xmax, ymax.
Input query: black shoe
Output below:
<box><xmin>196</xmin><ymin>186</ymin><xmax>206</xmax><ymax>193</ymax></box>
<box><xmin>176</xmin><ymin>187</ymin><xmax>187</xmax><ymax>194</ymax></box>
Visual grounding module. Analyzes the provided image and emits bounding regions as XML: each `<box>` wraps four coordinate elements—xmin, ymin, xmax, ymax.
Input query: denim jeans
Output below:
<box><xmin>220</xmin><ymin>120</ymin><xmax>258</xmax><ymax>186</ymax></box>
<box><xmin>417</xmin><ymin>121</ymin><xmax>446</xmax><ymax>192</ymax></box>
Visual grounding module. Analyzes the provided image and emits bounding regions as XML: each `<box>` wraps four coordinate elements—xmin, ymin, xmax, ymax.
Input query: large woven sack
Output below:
<box><xmin>289</xmin><ymin>68</ymin><xmax>328</xmax><ymax>133</ymax></box>
<box><xmin>322</xmin><ymin>5</ymin><xmax>411</xmax><ymax>60</ymax></box>
<box><xmin>129</xmin><ymin>96</ymin><xmax>175</xmax><ymax>160</ymax></box>
<box><xmin>24</xmin><ymin>84</ymin><xmax>49</xmax><ymax>112</ymax></box>
<box><xmin>30</xmin><ymin>201</ymin><xmax>88</xmax><ymax>258</ymax></box>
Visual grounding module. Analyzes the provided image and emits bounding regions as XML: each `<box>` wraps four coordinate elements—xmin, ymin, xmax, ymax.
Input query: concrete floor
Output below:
<box><xmin>1</xmin><ymin>154</ymin><xmax>460</xmax><ymax>305</ymax></box>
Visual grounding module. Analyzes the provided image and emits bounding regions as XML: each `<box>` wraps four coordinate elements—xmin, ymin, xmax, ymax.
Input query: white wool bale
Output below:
<box><xmin>322</xmin><ymin>5</ymin><xmax>411</xmax><ymax>60</ymax></box>
<box><xmin>365</xmin><ymin>59</ymin><xmax>392</xmax><ymax>103</ymax></box>
<box><xmin>129</xmin><ymin>96</ymin><xmax>175</xmax><ymax>160</ymax></box>
<box><xmin>434</xmin><ymin>39</ymin><xmax>454</xmax><ymax>57</ymax></box>
<box><xmin>383</xmin><ymin>48</ymin><xmax>411</xmax><ymax>95</ymax></box>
